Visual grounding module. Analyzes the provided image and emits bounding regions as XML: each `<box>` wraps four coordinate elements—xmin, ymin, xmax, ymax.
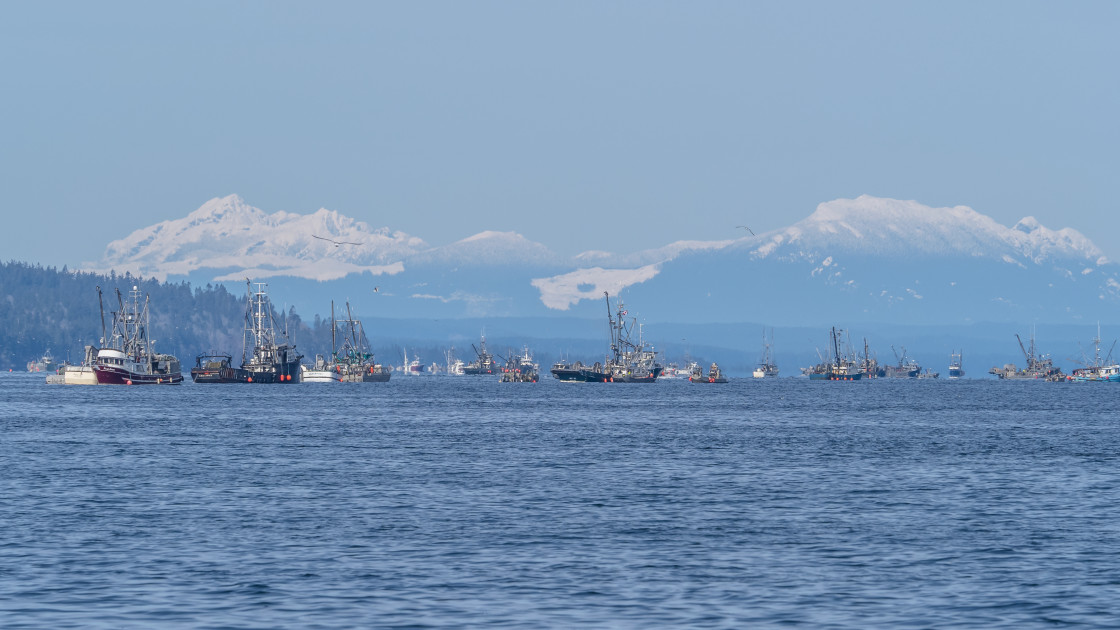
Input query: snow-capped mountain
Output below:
<box><xmin>85</xmin><ymin>194</ymin><xmax>561</xmax><ymax>282</ymax></box>
<box><xmin>83</xmin><ymin>194</ymin><xmax>1120</xmax><ymax>325</ymax></box>
<box><xmin>746</xmin><ymin>195</ymin><xmax>1103</xmax><ymax>263</ymax></box>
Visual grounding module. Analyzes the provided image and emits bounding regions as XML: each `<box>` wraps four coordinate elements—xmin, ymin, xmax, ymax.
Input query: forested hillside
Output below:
<box><xmin>0</xmin><ymin>262</ymin><xmax>322</xmax><ymax>370</ymax></box>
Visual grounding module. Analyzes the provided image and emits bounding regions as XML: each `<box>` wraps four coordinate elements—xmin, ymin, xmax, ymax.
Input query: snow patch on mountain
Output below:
<box><xmin>530</xmin><ymin>264</ymin><xmax>662</xmax><ymax>310</ymax></box>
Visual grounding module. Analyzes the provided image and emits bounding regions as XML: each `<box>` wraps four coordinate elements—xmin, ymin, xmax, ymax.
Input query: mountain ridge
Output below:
<box><xmin>82</xmin><ymin>194</ymin><xmax>1120</xmax><ymax>325</ymax></box>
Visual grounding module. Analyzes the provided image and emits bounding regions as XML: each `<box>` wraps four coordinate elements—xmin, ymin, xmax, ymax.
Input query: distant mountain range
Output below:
<box><xmin>84</xmin><ymin>194</ymin><xmax>1119</xmax><ymax>325</ymax></box>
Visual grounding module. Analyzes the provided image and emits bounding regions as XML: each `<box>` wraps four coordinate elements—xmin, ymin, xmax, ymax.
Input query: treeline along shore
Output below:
<box><xmin>0</xmin><ymin>261</ymin><xmax>608</xmax><ymax>373</ymax></box>
<box><xmin>5</xmin><ymin>260</ymin><xmax>1120</xmax><ymax>377</ymax></box>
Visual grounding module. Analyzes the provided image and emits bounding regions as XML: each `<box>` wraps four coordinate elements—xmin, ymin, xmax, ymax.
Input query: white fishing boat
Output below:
<box><xmin>47</xmin><ymin>345</ymin><xmax>99</xmax><ymax>385</ymax></box>
<box><xmin>753</xmin><ymin>328</ymin><xmax>779</xmax><ymax>378</ymax></box>
<box><xmin>446</xmin><ymin>348</ymin><xmax>466</xmax><ymax>375</ymax></box>
<box><xmin>301</xmin><ymin>354</ymin><xmax>342</xmax><ymax>383</ymax></box>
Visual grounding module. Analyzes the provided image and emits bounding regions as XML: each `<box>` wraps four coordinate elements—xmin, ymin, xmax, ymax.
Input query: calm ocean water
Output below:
<box><xmin>2</xmin><ymin>373</ymin><xmax>1119</xmax><ymax>628</ymax></box>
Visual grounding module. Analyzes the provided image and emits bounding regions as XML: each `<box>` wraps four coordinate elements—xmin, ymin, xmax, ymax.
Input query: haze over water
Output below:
<box><xmin>3</xmin><ymin>374</ymin><xmax>1118</xmax><ymax>628</ymax></box>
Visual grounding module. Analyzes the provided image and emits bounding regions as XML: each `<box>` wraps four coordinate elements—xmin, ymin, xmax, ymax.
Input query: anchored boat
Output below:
<box><xmin>1068</xmin><ymin>326</ymin><xmax>1119</xmax><ymax>382</ymax></box>
<box><xmin>190</xmin><ymin>354</ymin><xmax>249</xmax><ymax>384</ymax></box>
<box><xmin>240</xmin><ymin>281</ymin><xmax>303</xmax><ymax>383</ymax></box>
<box><xmin>989</xmin><ymin>330</ymin><xmax>1063</xmax><ymax>381</ymax></box>
<box><xmin>577</xmin><ymin>292</ymin><xmax>662</xmax><ymax>383</ymax></box>
<box><xmin>948</xmin><ymin>350</ymin><xmax>965</xmax><ymax>379</ymax></box>
<box><xmin>690</xmin><ymin>362</ymin><xmax>728</xmax><ymax>383</ymax></box>
<box><xmin>93</xmin><ymin>285</ymin><xmax>183</xmax><ymax>385</ymax></box>
<box><xmin>549</xmin><ymin>359</ymin><xmax>585</xmax><ymax>382</ymax></box>
<box><xmin>330</xmin><ymin>301</ymin><xmax>391</xmax><ymax>382</ymax></box>
<box><xmin>805</xmin><ymin>327</ymin><xmax>863</xmax><ymax>381</ymax></box>
<box><xmin>499</xmin><ymin>346</ymin><xmax>539</xmax><ymax>382</ymax></box>
<box><xmin>753</xmin><ymin>328</ymin><xmax>779</xmax><ymax>378</ymax></box>
<box><xmin>882</xmin><ymin>346</ymin><xmax>921</xmax><ymax>378</ymax></box>
<box><xmin>26</xmin><ymin>349</ymin><xmax>55</xmax><ymax>373</ymax></box>
<box><xmin>464</xmin><ymin>333</ymin><xmax>499</xmax><ymax>375</ymax></box>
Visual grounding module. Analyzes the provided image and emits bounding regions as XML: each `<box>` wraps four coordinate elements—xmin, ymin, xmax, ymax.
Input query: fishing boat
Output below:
<box><xmin>301</xmin><ymin>354</ymin><xmax>342</xmax><ymax>383</ymax></box>
<box><xmin>805</xmin><ymin>327</ymin><xmax>863</xmax><ymax>381</ymax></box>
<box><xmin>752</xmin><ymin>328</ymin><xmax>779</xmax><ymax>378</ymax></box>
<box><xmin>988</xmin><ymin>330</ymin><xmax>1063</xmax><ymax>381</ymax></box>
<box><xmin>659</xmin><ymin>362</ymin><xmax>683</xmax><ymax>379</ymax></box>
<box><xmin>93</xmin><ymin>285</ymin><xmax>183</xmax><ymax>385</ymax></box>
<box><xmin>463</xmin><ymin>333</ymin><xmax>499</xmax><ymax>375</ymax></box>
<box><xmin>330</xmin><ymin>301</ymin><xmax>391</xmax><ymax>382</ymax></box>
<box><xmin>1068</xmin><ymin>326</ymin><xmax>1119</xmax><ymax>382</ymax></box>
<box><xmin>47</xmin><ymin>346</ymin><xmax>99</xmax><ymax>385</ymax></box>
<box><xmin>239</xmin><ymin>281</ymin><xmax>303</xmax><ymax>383</ymax></box>
<box><xmin>26</xmin><ymin>349</ymin><xmax>55</xmax><ymax>372</ymax></box>
<box><xmin>948</xmin><ymin>351</ymin><xmax>965</xmax><ymax>379</ymax></box>
<box><xmin>882</xmin><ymin>346</ymin><xmax>921</xmax><ymax>378</ymax></box>
<box><xmin>499</xmin><ymin>346</ymin><xmax>539</xmax><ymax>382</ymax></box>
<box><xmin>1070</xmin><ymin>365</ymin><xmax>1120</xmax><ymax>382</ymax></box>
<box><xmin>577</xmin><ymin>292</ymin><xmax>662</xmax><ymax>383</ymax></box>
<box><xmin>549</xmin><ymin>359</ymin><xmax>584</xmax><ymax>382</ymax></box>
<box><xmin>190</xmin><ymin>353</ymin><xmax>249</xmax><ymax>384</ymax></box>
<box><xmin>690</xmin><ymin>362</ymin><xmax>728</xmax><ymax>383</ymax></box>
<box><xmin>402</xmin><ymin>349</ymin><xmax>426</xmax><ymax>375</ymax></box>
<box><xmin>446</xmin><ymin>348</ymin><xmax>466</xmax><ymax>376</ymax></box>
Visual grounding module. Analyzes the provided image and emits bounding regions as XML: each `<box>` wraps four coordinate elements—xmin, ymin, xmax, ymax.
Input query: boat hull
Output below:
<box><xmin>1069</xmin><ymin>371</ymin><xmax>1120</xmax><ymax>382</ymax></box>
<box><xmin>809</xmin><ymin>372</ymin><xmax>862</xmax><ymax>381</ymax></box>
<box><xmin>578</xmin><ymin>369</ymin><xmax>659</xmax><ymax>383</ymax></box>
<box><xmin>190</xmin><ymin>366</ymin><xmax>250</xmax><ymax>383</ymax></box>
<box><xmin>551</xmin><ymin>368</ymin><xmax>585</xmax><ymax>381</ymax></box>
<box><xmin>47</xmin><ymin>365</ymin><xmax>98</xmax><ymax>385</ymax></box>
<box><xmin>301</xmin><ymin>368</ymin><xmax>342</xmax><ymax>383</ymax></box>
<box><xmin>94</xmin><ymin>365</ymin><xmax>183</xmax><ymax>385</ymax></box>
<box><xmin>1070</xmin><ymin>375</ymin><xmax>1120</xmax><ymax>382</ymax></box>
<box><xmin>341</xmin><ymin>366</ymin><xmax>392</xmax><ymax>382</ymax></box>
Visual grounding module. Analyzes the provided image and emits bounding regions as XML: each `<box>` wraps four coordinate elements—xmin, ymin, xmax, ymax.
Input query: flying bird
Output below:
<box><xmin>736</xmin><ymin>225</ymin><xmax>755</xmax><ymax>236</ymax></box>
<box><xmin>312</xmin><ymin>234</ymin><xmax>361</xmax><ymax>247</ymax></box>
<box><xmin>373</xmin><ymin>287</ymin><xmax>379</xmax><ymax>293</ymax></box>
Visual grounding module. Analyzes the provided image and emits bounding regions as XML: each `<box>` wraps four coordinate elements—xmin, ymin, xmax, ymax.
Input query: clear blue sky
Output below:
<box><xmin>2</xmin><ymin>1</ymin><xmax>1117</xmax><ymax>265</ymax></box>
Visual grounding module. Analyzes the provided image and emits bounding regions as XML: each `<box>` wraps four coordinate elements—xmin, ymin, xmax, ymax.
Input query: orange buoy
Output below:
<box><xmin>126</xmin><ymin>380</ymin><xmax>132</xmax><ymax>385</ymax></box>
<box><xmin>247</xmin><ymin>376</ymin><xmax>253</xmax><ymax>382</ymax></box>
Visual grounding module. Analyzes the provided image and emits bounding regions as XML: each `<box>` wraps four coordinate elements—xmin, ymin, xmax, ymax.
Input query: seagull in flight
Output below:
<box><xmin>312</xmin><ymin>234</ymin><xmax>361</xmax><ymax>247</ymax></box>
<box><xmin>736</xmin><ymin>225</ymin><xmax>755</xmax><ymax>236</ymax></box>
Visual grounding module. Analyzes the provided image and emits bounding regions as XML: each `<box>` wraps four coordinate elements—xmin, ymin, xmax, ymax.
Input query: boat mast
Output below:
<box><xmin>604</xmin><ymin>292</ymin><xmax>618</xmax><ymax>363</ymax></box>
<box><xmin>114</xmin><ymin>288</ymin><xmax>127</xmax><ymax>353</ymax></box>
<box><xmin>831</xmin><ymin>327</ymin><xmax>841</xmax><ymax>374</ymax></box>
<box><xmin>96</xmin><ymin>285</ymin><xmax>106</xmax><ymax>348</ymax></box>
<box><xmin>331</xmin><ymin>300</ymin><xmax>336</xmax><ymax>361</ymax></box>
<box><xmin>142</xmin><ymin>292</ymin><xmax>152</xmax><ymax>366</ymax></box>
<box><xmin>345</xmin><ymin>301</ymin><xmax>359</xmax><ymax>360</ymax></box>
